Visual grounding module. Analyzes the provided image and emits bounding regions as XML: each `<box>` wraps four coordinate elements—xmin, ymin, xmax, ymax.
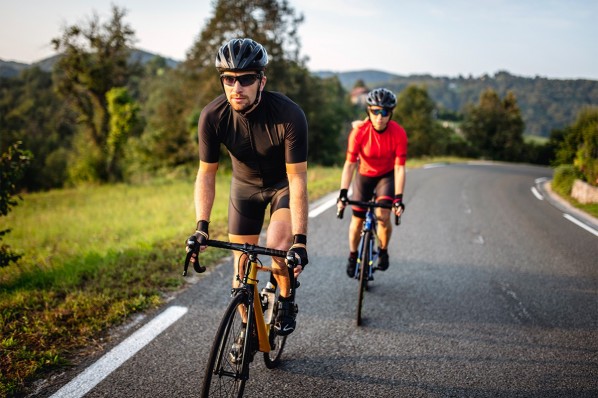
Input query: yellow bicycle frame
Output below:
<box><xmin>245</xmin><ymin>260</ymin><xmax>272</xmax><ymax>353</ymax></box>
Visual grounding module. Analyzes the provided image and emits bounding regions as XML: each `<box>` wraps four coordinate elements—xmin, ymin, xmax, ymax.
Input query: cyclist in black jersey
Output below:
<box><xmin>186</xmin><ymin>38</ymin><xmax>309</xmax><ymax>336</ymax></box>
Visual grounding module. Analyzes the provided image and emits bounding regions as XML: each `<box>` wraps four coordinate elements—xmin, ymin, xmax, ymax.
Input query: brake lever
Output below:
<box><xmin>285</xmin><ymin>253</ymin><xmax>301</xmax><ymax>290</ymax></box>
<box><xmin>183</xmin><ymin>236</ymin><xmax>206</xmax><ymax>276</ymax></box>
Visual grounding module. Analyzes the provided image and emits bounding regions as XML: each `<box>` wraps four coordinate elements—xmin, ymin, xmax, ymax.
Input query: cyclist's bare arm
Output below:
<box><xmin>286</xmin><ymin>162</ymin><xmax>308</xmax><ymax>237</ymax></box>
<box><xmin>194</xmin><ymin>161</ymin><xmax>218</xmax><ymax>229</ymax></box>
<box><xmin>286</xmin><ymin>161</ymin><xmax>308</xmax><ymax>276</ymax></box>
<box><xmin>338</xmin><ymin>160</ymin><xmax>358</xmax><ymax>210</ymax></box>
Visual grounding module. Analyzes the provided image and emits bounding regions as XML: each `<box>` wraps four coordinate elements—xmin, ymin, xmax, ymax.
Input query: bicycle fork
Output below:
<box><xmin>245</xmin><ymin>259</ymin><xmax>271</xmax><ymax>353</ymax></box>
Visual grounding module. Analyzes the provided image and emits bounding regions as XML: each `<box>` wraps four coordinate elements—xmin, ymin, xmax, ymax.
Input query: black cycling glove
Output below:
<box><xmin>337</xmin><ymin>188</ymin><xmax>348</xmax><ymax>205</ymax></box>
<box><xmin>187</xmin><ymin>220</ymin><xmax>209</xmax><ymax>252</ymax></box>
<box><xmin>393</xmin><ymin>194</ymin><xmax>405</xmax><ymax>212</ymax></box>
<box><xmin>287</xmin><ymin>234</ymin><xmax>308</xmax><ymax>268</ymax></box>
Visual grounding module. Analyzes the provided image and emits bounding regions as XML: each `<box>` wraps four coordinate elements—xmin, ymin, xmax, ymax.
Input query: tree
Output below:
<box><xmin>461</xmin><ymin>89</ymin><xmax>525</xmax><ymax>160</ymax></box>
<box><xmin>395</xmin><ymin>85</ymin><xmax>447</xmax><ymax>157</ymax></box>
<box><xmin>0</xmin><ymin>142</ymin><xmax>30</xmax><ymax>267</ymax></box>
<box><xmin>106</xmin><ymin>87</ymin><xmax>139</xmax><ymax>180</ymax></box>
<box><xmin>555</xmin><ymin>106</ymin><xmax>598</xmax><ymax>185</ymax></box>
<box><xmin>51</xmin><ymin>5</ymin><xmax>139</xmax><ymax>183</ymax></box>
<box><xmin>184</xmin><ymin>0</ymin><xmax>304</xmax><ymax>94</ymax></box>
<box><xmin>302</xmin><ymin>74</ymin><xmax>350</xmax><ymax>165</ymax></box>
<box><xmin>0</xmin><ymin>68</ymin><xmax>77</xmax><ymax>190</ymax></box>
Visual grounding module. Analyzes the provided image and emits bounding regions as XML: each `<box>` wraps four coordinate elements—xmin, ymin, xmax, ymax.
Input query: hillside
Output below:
<box><xmin>0</xmin><ymin>59</ymin><xmax>29</xmax><ymax>78</ymax></box>
<box><xmin>316</xmin><ymin>70</ymin><xmax>598</xmax><ymax>136</ymax></box>
<box><xmin>0</xmin><ymin>49</ymin><xmax>179</xmax><ymax>77</ymax></box>
<box><xmin>3</xmin><ymin>52</ymin><xmax>596</xmax><ymax>136</ymax></box>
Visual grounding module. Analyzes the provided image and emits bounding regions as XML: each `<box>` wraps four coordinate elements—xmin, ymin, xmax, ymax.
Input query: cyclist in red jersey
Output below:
<box><xmin>336</xmin><ymin>88</ymin><xmax>407</xmax><ymax>276</ymax></box>
<box><xmin>186</xmin><ymin>38</ymin><xmax>308</xmax><ymax>336</ymax></box>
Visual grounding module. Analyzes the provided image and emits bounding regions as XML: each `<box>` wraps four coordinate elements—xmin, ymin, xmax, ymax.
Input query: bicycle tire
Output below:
<box><xmin>356</xmin><ymin>231</ymin><xmax>372</xmax><ymax>326</ymax></box>
<box><xmin>263</xmin><ymin>280</ymin><xmax>288</xmax><ymax>368</ymax></box>
<box><xmin>201</xmin><ymin>292</ymin><xmax>249</xmax><ymax>398</ymax></box>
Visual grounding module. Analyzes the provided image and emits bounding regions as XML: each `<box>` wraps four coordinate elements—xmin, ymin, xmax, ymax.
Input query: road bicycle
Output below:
<box><xmin>337</xmin><ymin>198</ymin><xmax>400</xmax><ymax>326</ymax></box>
<box><xmin>184</xmin><ymin>239</ymin><xmax>298</xmax><ymax>397</ymax></box>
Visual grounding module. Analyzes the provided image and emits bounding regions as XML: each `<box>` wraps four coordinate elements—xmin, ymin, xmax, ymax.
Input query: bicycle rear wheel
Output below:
<box><xmin>356</xmin><ymin>231</ymin><xmax>372</xmax><ymax>326</ymax></box>
<box><xmin>201</xmin><ymin>292</ymin><xmax>249</xmax><ymax>398</ymax></box>
<box><xmin>264</xmin><ymin>279</ymin><xmax>287</xmax><ymax>368</ymax></box>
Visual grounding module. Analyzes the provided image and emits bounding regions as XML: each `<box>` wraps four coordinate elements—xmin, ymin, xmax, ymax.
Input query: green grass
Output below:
<box><xmin>0</xmin><ymin>176</ymin><xmax>231</xmax><ymax>396</ymax></box>
<box><xmin>2</xmin><ymin>158</ymin><xmax>593</xmax><ymax>397</ymax></box>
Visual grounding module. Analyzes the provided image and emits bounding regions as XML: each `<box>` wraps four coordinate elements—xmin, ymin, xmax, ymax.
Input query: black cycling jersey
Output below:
<box><xmin>198</xmin><ymin>91</ymin><xmax>308</xmax><ymax>187</ymax></box>
<box><xmin>197</xmin><ymin>90</ymin><xmax>308</xmax><ymax>235</ymax></box>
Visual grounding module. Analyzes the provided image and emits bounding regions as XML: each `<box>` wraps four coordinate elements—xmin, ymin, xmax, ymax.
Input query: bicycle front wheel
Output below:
<box><xmin>356</xmin><ymin>231</ymin><xmax>372</xmax><ymax>326</ymax></box>
<box><xmin>201</xmin><ymin>292</ymin><xmax>249</xmax><ymax>398</ymax></box>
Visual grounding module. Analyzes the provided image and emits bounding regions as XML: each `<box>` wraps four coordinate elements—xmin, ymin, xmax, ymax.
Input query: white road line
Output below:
<box><xmin>534</xmin><ymin>177</ymin><xmax>548</xmax><ymax>184</ymax></box>
<box><xmin>531</xmin><ymin>186</ymin><xmax>543</xmax><ymax>200</ymax></box>
<box><xmin>50</xmin><ymin>305</ymin><xmax>188</xmax><ymax>398</ymax></box>
<box><xmin>563</xmin><ymin>213</ymin><xmax>598</xmax><ymax>237</ymax></box>
<box><xmin>423</xmin><ymin>163</ymin><xmax>446</xmax><ymax>169</ymax></box>
<box><xmin>308</xmin><ymin>197</ymin><xmax>336</xmax><ymax>218</ymax></box>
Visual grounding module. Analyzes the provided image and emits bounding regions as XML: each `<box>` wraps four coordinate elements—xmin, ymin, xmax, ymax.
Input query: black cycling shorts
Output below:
<box><xmin>351</xmin><ymin>170</ymin><xmax>394</xmax><ymax>219</ymax></box>
<box><xmin>228</xmin><ymin>178</ymin><xmax>290</xmax><ymax>235</ymax></box>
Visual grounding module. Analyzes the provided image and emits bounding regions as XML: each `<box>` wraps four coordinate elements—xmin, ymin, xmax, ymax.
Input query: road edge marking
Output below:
<box><xmin>563</xmin><ymin>213</ymin><xmax>598</xmax><ymax>237</ymax></box>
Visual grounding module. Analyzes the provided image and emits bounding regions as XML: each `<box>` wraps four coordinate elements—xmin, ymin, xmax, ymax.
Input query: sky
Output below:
<box><xmin>1</xmin><ymin>0</ymin><xmax>597</xmax><ymax>80</ymax></box>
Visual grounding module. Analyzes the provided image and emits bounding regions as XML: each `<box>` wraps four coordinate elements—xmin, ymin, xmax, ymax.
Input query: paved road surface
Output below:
<box><xmin>43</xmin><ymin>162</ymin><xmax>598</xmax><ymax>398</ymax></box>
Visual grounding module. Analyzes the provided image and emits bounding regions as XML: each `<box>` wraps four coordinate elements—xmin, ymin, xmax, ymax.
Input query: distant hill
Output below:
<box><xmin>316</xmin><ymin>70</ymin><xmax>598</xmax><ymax>136</ymax></box>
<box><xmin>0</xmin><ymin>60</ymin><xmax>29</xmax><ymax>78</ymax></box>
<box><xmin>315</xmin><ymin>69</ymin><xmax>397</xmax><ymax>88</ymax></box>
<box><xmin>0</xmin><ymin>49</ymin><xmax>179</xmax><ymax>77</ymax></box>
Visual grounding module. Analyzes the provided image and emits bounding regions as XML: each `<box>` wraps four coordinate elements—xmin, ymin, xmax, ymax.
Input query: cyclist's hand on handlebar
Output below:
<box><xmin>186</xmin><ymin>220</ymin><xmax>209</xmax><ymax>257</ymax></box>
<box><xmin>337</xmin><ymin>188</ymin><xmax>348</xmax><ymax>206</ymax></box>
<box><xmin>337</xmin><ymin>188</ymin><xmax>348</xmax><ymax>209</ymax></box>
<box><xmin>336</xmin><ymin>189</ymin><xmax>349</xmax><ymax>219</ymax></box>
<box><xmin>287</xmin><ymin>234</ymin><xmax>308</xmax><ymax>276</ymax></box>
<box><xmin>183</xmin><ymin>220</ymin><xmax>210</xmax><ymax>275</ymax></box>
<box><xmin>393</xmin><ymin>194</ymin><xmax>405</xmax><ymax>216</ymax></box>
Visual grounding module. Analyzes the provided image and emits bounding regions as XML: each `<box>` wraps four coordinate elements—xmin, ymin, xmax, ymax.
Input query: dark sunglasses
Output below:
<box><xmin>220</xmin><ymin>74</ymin><xmax>262</xmax><ymax>87</ymax></box>
<box><xmin>369</xmin><ymin>108</ymin><xmax>391</xmax><ymax>117</ymax></box>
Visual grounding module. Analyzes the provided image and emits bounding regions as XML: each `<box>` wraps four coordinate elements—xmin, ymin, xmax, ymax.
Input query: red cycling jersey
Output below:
<box><xmin>346</xmin><ymin>120</ymin><xmax>408</xmax><ymax>177</ymax></box>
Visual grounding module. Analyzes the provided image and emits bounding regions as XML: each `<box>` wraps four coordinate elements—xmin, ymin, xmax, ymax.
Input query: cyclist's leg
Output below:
<box><xmin>266</xmin><ymin>188</ymin><xmax>299</xmax><ymax>336</ymax></box>
<box><xmin>347</xmin><ymin>174</ymin><xmax>374</xmax><ymax>276</ymax></box>
<box><xmin>266</xmin><ymin>208</ymin><xmax>292</xmax><ymax>297</ymax></box>
<box><xmin>263</xmin><ymin>183</ymin><xmax>293</xmax><ymax>296</ymax></box>
<box><xmin>374</xmin><ymin>172</ymin><xmax>394</xmax><ymax>270</ymax></box>
<box><xmin>374</xmin><ymin>171</ymin><xmax>394</xmax><ymax>249</ymax></box>
<box><xmin>228</xmin><ymin>180</ymin><xmax>268</xmax><ymax>323</ymax></box>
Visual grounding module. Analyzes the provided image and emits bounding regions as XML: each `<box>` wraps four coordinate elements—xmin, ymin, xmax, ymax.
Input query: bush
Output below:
<box><xmin>1</xmin><ymin>141</ymin><xmax>30</xmax><ymax>267</ymax></box>
<box><xmin>552</xmin><ymin>164</ymin><xmax>580</xmax><ymax>197</ymax></box>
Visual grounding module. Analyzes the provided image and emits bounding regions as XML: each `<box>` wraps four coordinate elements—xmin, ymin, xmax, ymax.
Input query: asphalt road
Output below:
<box><xmin>42</xmin><ymin>162</ymin><xmax>598</xmax><ymax>398</ymax></box>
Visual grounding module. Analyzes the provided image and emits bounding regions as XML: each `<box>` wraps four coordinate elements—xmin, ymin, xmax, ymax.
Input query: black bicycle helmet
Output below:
<box><xmin>215</xmin><ymin>38</ymin><xmax>269</xmax><ymax>72</ymax></box>
<box><xmin>366</xmin><ymin>88</ymin><xmax>397</xmax><ymax>108</ymax></box>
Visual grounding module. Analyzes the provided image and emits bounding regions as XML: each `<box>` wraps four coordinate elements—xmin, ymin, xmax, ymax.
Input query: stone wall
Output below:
<box><xmin>571</xmin><ymin>179</ymin><xmax>598</xmax><ymax>204</ymax></box>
